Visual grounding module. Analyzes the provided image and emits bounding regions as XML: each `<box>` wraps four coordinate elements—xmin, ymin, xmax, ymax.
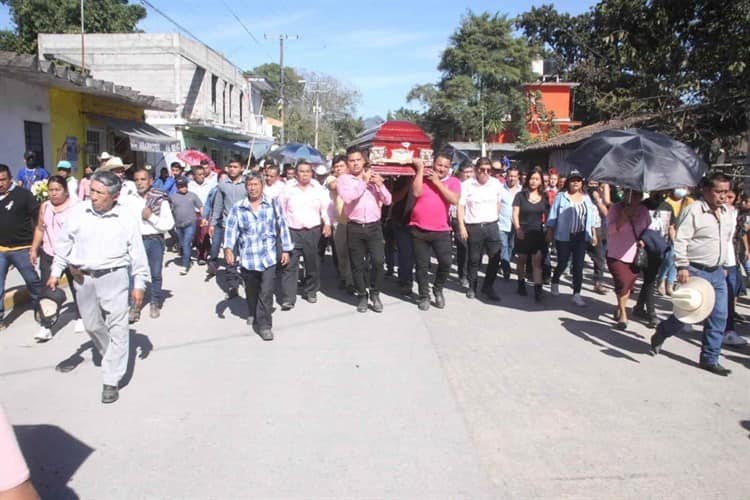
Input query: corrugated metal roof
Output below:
<box><xmin>522</xmin><ymin>116</ymin><xmax>656</xmax><ymax>152</ymax></box>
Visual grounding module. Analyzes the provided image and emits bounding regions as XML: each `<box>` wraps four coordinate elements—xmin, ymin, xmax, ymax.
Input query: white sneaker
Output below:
<box><xmin>572</xmin><ymin>294</ymin><xmax>586</xmax><ymax>307</ymax></box>
<box><xmin>723</xmin><ymin>330</ymin><xmax>748</xmax><ymax>346</ymax></box>
<box><xmin>74</xmin><ymin>319</ymin><xmax>85</xmax><ymax>333</ymax></box>
<box><xmin>34</xmin><ymin>327</ymin><xmax>53</xmax><ymax>342</ymax></box>
<box><xmin>551</xmin><ymin>283</ymin><xmax>560</xmax><ymax>296</ymax></box>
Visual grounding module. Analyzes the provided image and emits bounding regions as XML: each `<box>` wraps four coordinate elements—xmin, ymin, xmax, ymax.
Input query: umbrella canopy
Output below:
<box><xmin>565</xmin><ymin>128</ymin><xmax>707</xmax><ymax>191</ymax></box>
<box><xmin>177</xmin><ymin>149</ymin><xmax>217</xmax><ymax>171</ymax></box>
<box><xmin>268</xmin><ymin>143</ymin><xmax>327</xmax><ymax>166</ymax></box>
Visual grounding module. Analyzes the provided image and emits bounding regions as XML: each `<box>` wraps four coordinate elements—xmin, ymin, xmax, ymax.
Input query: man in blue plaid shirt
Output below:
<box><xmin>223</xmin><ymin>173</ymin><xmax>293</xmax><ymax>341</ymax></box>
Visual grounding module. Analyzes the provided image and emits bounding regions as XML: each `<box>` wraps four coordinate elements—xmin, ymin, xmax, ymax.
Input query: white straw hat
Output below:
<box><xmin>671</xmin><ymin>276</ymin><xmax>715</xmax><ymax>324</ymax></box>
<box><xmin>99</xmin><ymin>156</ymin><xmax>132</xmax><ymax>172</ymax></box>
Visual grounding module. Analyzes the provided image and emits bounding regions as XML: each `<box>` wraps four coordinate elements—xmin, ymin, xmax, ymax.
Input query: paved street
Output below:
<box><xmin>2</xmin><ymin>255</ymin><xmax>750</xmax><ymax>499</ymax></box>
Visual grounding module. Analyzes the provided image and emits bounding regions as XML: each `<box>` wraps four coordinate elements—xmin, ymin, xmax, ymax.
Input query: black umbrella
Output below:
<box><xmin>566</xmin><ymin>128</ymin><xmax>707</xmax><ymax>191</ymax></box>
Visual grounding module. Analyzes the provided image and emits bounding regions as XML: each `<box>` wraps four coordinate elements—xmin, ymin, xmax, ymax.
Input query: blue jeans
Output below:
<box><xmin>142</xmin><ymin>236</ymin><xmax>165</xmax><ymax>306</ymax></box>
<box><xmin>498</xmin><ymin>229</ymin><xmax>515</xmax><ymax>276</ymax></box>
<box><xmin>660</xmin><ymin>266</ymin><xmax>727</xmax><ymax>365</ymax></box>
<box><xmin>552</xmin><ymin>232</ymin><xmax>587</xmax><ymax>294</ymax></box>
<box><xmin>657</xmin><ymin>246</ymin><xmax>677</xmax><ymax>284</ymax></box>
<box><xmin>175</xmin><ymin>223</ymin><xmax>196</xmax><ymax>270</ymax></box>
<box><xmin>0</xmin><ymin>248</ymin><xmax>41</xmax><ymax>320</ymax></box>
<box><xmin>210</xmin><ymin>224</ymin><xmax>225</xmax><ymax>262</ymax></box>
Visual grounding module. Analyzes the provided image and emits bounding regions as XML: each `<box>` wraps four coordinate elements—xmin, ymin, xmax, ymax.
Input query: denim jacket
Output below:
<box><xmin>547</xmin><ymin>191</ymin><xmax>600</xmax><ymax>242</ymax></box>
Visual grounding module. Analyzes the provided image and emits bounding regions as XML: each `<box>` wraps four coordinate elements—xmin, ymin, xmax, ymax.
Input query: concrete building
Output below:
<box><xmin>38</xmin><ymin>33</ymin><xmax>275</xmax><ymax>169</ymax></box>
<box><xmin>0</xmin><ymin>51</ymin><xmax>177</xmax><ymax>177</ymax></box>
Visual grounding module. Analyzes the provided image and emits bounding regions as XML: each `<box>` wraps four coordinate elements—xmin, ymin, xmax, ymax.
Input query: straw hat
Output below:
<box><xmin>99</xmin><ymin>156</ymin><xmax>132</xmax><ymax>172</ymax></box>
<box><xmin>671</xmin><ymin>276</ymin><xmax>715</xmax><ymax>324</ymax></box>
<box><xmin>98</xmin><ymin>151</ymin><xmax>112</xmax><ymax>161</ymax></box>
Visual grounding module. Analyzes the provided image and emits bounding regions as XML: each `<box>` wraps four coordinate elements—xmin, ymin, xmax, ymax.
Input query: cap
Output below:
<box><xmin>56</xmin><ymin>160</ymin><xmax>72</xmax><ymax>170</ymax></box>
<box><xmin>568</xmin><ymin>169</ymin><xmax>584</xmax><ymax>180</ymax></box>
<box><xmin>35</xmin><ymin>288</ymin><xmax>67</xmax><ymax>328</ymax></box>
<box><xmin>315</xmin><ymin>165</ymin><xmax>328</xmax><ymax>176</ymax></box>
<box><xmin>176</xmin><ymin>176</ymin><xmax>189</xmax><ymax>186</ymax></box>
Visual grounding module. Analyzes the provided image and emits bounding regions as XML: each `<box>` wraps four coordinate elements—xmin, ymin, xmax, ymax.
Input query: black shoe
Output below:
<box><xmin>206</xmin><ymin>261</ymin><xmax>218</xmax><ymax>276</ymax></box>
<box><xmin>482</xmin><ymin>287</ymin><xmax>501</xmax><ymax>302</ymax></box>
<box><xmin>370</xmin><ymin>292</ymin><xmax>383</xmax><ymax>313</ymax></box>
<box><xmin>227</xmin><ymin>287</ymin><xmax>239</xmax><ymax>299</ymax></box>
<box><xmin>615</xmin><ymin>321</ymin><xmax>628</xmax><ymax>331</ymax></box>
<box><xmin>280</xmin><ymin>302</ymin><xmax>294</xmax><ymax>311</ymax></box>
<box><xmin>398</xmin><ymin>283</ymin><xmax>412</xmax><ymax>295</ymax></box>
<box><xmin>433</xmin><ymin>288</ymin><xmax>445</xmax><ymax>309</ymax></box>
<box><xmin>417</xmin><ymin>298</ymin><xmax>430</xmax><ymax>311</ymax></box>
<box><xmin>534</xmin><ymin>285</ymin><xmax>542</xmax><ymax>303</ymax></box>
<box><xmin>698</xmin><ymin>362</ymin><xmax>731</xmax><ymax>376</ymax></box>
<box><xmin>102</xmin><ymin>384</ymin><xmax>119</xmax><ymax>404</ymax></box>
<box><xmin>303</xmin><ymin>293</ymin><xmax>317</xmax><ymax>304</ymax></box>
<box><xmin>650</xmin><ymin>325</ymin><xmax>666</xmax><ymax>355</ymax></box>
<box><xmin>258</xmin><ymin>329</ymin><xmax>274</xmax><ymax>341</ymax></box>
<box><xmin>466</xmin><ymin>288</ymin><xmax>476</xmax><ymax>299</ymax></box>
<box><xmin>357</xmin><ymin>294</ymin><xmax>368</xmax><ymax>313</ymax></box>
<box><xmin>502</xmin><ymin>269</ymin><xmax>510</xmax><ymax>280</ymax></box>
<box><xmin>633</xmin><ymin>307</ymin><xmax>656</xmax><ymax>328</ymax></box>
<box><xmin>517</xmin><ymin>279</ymin><xmax>527</xmax><ymax>296</ymax></box>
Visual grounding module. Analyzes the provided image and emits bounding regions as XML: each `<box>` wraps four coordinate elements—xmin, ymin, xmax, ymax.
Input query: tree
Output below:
<box><xmin>517</xmin><ymin>1</ymin><xmax>750</xmax><ymax>158</ymax></box>
<box><xmin>0</xmin><ymin>0</ymin><xmax>146</xmax><ymax>53</ymax></box>
<box><xmin>246</xmin><ymin>63</ymin><xmax>305</xmax><ymax>121</ymax></box>
<box><xmin>407</xmin><ymin>11</ymin><xmax>535</xmax><ymax>148</ymax></box>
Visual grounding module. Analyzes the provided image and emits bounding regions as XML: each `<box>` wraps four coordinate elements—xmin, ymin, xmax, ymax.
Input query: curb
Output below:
<box><xmin>3</xmin><ymin>276</ymin><xmax>69</xmax><ymax>312</ymax></box>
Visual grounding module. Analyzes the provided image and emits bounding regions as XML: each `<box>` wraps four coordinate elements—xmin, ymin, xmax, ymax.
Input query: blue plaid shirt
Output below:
<box><xmin>223</xmin><ymin>196</ymin><xmax>293</xmax><ymax>271</ymax></box>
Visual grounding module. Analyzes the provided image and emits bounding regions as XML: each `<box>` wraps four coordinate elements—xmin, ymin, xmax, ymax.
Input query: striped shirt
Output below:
<box><xmin>570</xmin><ymin>200</ymin><xmax>587</xmax><ymax>233</ymax></box>
<box><xmin>223</xmin><ymin>196</ymin><xmax>294</xmax><ymax>272</ymax></box>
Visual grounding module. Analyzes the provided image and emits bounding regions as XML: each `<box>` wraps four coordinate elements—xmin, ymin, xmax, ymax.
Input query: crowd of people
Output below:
<box><xmin>0</xmin><ymin>145</ymin><xmax>748</xmax><ymax>404</ymax></box>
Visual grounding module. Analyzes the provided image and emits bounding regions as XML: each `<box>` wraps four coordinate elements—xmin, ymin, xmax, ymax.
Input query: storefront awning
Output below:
<box><xmin>207</xmin><ymin>137</ymin><xmax>274</xmax><ymax>157</ymax></box>
<box><xmin>87</xmin><ymin>114</ymin><xmax>181</xmax><ymax>153</ymax></box>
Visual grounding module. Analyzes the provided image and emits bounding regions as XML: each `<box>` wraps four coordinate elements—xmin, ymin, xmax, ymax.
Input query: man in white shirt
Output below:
<box><xmin>48</xmin><ymin>170</ymin><xmax>150</xmax><ymax>403</ymax></box>
<box><xmin>126</xmin><ymin>167</ymin><xmax>174</xmax><ymax>321</ymax></box>
<box><xmin>99</xmin><ymin>156</ymin><xmax>137</xmax><ymax>197</ymax></box>
<box><xmin>188</xmin><ymin>164</ymin><xmax>213</xmax><ymax>264</ymax></box>
<box><xmin>488</xmin><ymin>166</ymin><xmax>522</xmax><ymax>281</ymax></box>
<box><xmin>263</xmin><ymin>163</ymin><xmax>285</xmax><ymax>200</ymax></box>
<box><xmin>456</xmin><ymin>157</ymin><xmax>502</xmax><ymax>300</ymax></box>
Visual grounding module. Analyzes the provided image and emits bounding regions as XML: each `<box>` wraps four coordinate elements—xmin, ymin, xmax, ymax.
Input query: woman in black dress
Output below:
<box><xmin>512</xmin><ymin>166</ymin><xmax>550</xmax><ymax>302</ymax></box>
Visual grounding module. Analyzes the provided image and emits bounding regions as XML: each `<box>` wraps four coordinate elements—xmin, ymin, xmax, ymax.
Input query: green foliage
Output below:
<box><xmin>407</xmin><ymin>11</ymin><xmax>534</xmax><ymax>149</ymax></box>
<box><xmin>245</xmin><ymin>63</ymin><xmax>305</xmax><ymax>121</ymax></box>
<box><xmin>0</xmin><ymin>0</ymin><xmax>146</xmax><ymax>54</ymax></box>
<box><xmin>516</xmin><ymin>1</ymin><xmax>750</xmax><ymax>157</ymax></box>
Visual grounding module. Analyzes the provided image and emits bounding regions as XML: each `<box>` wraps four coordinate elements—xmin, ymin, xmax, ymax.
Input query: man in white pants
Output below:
<box><xmin>48</xmin><ymin>170</ymin><xmax>150</xmax><ymax>404</ymax></box>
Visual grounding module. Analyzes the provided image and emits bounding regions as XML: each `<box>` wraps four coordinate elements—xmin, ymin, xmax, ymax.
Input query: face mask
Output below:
<box><xmin>26</xmin><ymin>159</ymin><xmax>35</xmax><ymax>168</ymax></box>
<box><xmin>673</xmin><ymin>188</ymin><xmax>688</xmax><ymax>199</ymax></box>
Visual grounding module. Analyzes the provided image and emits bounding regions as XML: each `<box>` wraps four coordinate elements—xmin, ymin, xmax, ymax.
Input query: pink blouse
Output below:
<box><xmin>78</xmin><ymin>177</ymin><xmax>91</xmax><ymax>200</ymax></box>
<box><xmin>606</xmin><ymin>202</ymin><xmax>650</xmax><ymax>263</ymax></box>
<box><xmin>42</xmin><ymin>197</ymin><xmax>77</xmax><ymax>256</ymax></box>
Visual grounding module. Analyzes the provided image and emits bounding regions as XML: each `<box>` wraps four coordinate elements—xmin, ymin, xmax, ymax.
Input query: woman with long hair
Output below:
<box><xmin>512</xmin><ymin>167</ymin><xmax>549</xmax><ymax>302</ymax></box>
<box><xmin>29</xmin><ymin>175</ymin><xmax>82</xmax><ymax>339</ymax></box>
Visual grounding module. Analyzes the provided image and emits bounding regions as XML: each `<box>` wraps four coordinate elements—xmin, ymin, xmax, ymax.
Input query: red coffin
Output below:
<box><xmin>348</xmin><ymin>120</ymin><xmax>433</xmax><ymax>176</ymax></box>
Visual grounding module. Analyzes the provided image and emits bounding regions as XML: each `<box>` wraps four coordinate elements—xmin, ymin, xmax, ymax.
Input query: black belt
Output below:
<box><xmin>689</xmin><ymin>262</ymin><xmax>719</xmax><ymax>273</ymax></box>
<box><xmin>142</xmin><ymin>234</ymin><xmax>164</xmax><ymax>240</ymax></box>
<box><xmin>348</xmin><ymin>221</ymin><xmax>380</xmax><ymax>227</ymax></box>
<box><xmin>81</xmin><ymin>266</ymin><xmax>125</xmax><ymax>278</ymax></box>
<box><xmin>290</xmin><ymin>225</ymin><xmax>321</xmax><ymax>231</ymax></box>
<box><xmin>465</xmin><ymin>221</ymin><xmax>498</xmax><ymax>227</ymax></box>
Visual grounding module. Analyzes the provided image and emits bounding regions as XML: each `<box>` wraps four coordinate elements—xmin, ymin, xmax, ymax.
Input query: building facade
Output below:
<box><xmin>38</xmin><ymin>33</ymin><xmax>274</xmax><ymax>168</ymax></box>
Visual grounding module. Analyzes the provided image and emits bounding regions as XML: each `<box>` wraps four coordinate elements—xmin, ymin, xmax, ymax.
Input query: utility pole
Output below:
<box><xmin>305</xmin><ymin>81</ymin><xmax>329</xmax><ymax>149</ymax></box>
<box><xmin>265</xmin><ymin>33</ymin><xmax>299</xmax><ymax>144</ymax></box>
<box><xmin>80</xmin><ymin>0</ymin><xmax>85</xmax><ymax>73</ymax></box>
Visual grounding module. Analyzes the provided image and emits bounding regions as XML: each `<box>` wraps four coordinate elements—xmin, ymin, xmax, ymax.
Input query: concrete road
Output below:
<box><xmin>1</xmin><ymin>255</ymin><xmax>749</xmax><ymax>499</ymax></box>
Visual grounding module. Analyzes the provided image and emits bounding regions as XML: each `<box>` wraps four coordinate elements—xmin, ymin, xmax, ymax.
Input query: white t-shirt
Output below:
<box><xmin>459</xmin><ymin>177</ymin><xmax>502</xmax><ymax>224</ymax></box>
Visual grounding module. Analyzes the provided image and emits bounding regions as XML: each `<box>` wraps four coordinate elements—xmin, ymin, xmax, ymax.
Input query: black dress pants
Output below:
<box><xmin>241</xmin><ymin>265</ymin><xmax>276</xmax><ymax>331</ymax></box>
<box><xmin>280</xmin><ymin>227</ymin><xmax>322</xmax><ymax>305</ymax></box>
<box><xmin>466</xmin><ymin>222</ymin><xmax>501</xmax><ymax>290</ymax></box>
<box><xmin>411</xmin><ymin>227</ymin><xmax>452</xmax><ymax>299</ymax></box>
<box><xmin>347</xmin><ymin>221</ymin><xmax>385</xmax><ymax>296</ymax></box>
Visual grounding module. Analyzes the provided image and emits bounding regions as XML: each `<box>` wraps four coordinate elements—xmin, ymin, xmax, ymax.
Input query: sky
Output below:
<box><xmin>0</xmin><ymin>0</ymin><xmax>596</xmax><ymax>118</ymax></box>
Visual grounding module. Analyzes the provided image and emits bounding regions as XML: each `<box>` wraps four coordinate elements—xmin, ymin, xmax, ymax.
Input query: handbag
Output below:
<box><xmin>630</xmin><ymin>221</ymin><xmax>649</xmax><ymax>271</ymax></box>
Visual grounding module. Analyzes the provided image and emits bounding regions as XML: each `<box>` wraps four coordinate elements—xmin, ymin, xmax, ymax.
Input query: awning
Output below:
<box><xmin>87</xmin><ymin>114</ymin><xmax>181</xmax><ymax>153</ymax></box>
<box><xmin>206</xmin><ymin>137</ymin><xmax>274</xmax><ymax>157</ymax></box>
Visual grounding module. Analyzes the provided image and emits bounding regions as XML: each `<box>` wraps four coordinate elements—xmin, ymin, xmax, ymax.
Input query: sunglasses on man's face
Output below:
<box><xmin>478</xmin><ymin>167</ymin><xmax>492</xmax><ymax>173</ymax></box>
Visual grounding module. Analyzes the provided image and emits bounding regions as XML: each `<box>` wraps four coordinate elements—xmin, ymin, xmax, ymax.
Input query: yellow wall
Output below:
<box><xmin>48</xmin><ymin>88</ymin><xmax>145</xmax><ymax>176</ymax></box>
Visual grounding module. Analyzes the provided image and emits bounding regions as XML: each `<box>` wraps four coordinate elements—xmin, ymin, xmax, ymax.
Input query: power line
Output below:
<box><xmin>138</xmin><ymin>0</ymin><xmax>210</xmax><ymax>48</ymax></box>
<box><xmin>220</xmin><ymin>0</ymin><xmax>261</xmax><ymax>46</ymax></box>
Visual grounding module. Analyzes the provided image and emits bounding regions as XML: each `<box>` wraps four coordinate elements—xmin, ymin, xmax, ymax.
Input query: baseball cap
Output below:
<box><xmin>56</xmin><ymin>160</ymin><xmax>72</xmax><ymax>170</ymax></box>
<box><xmin>568</xmin><ymin>169</ymin><xmax>584</xmax><ymax>180</ymax></box>
<box><xmin>175</xmin><ymin>176</ymin><xmax>189</xmax><ymax>186</ymax></box>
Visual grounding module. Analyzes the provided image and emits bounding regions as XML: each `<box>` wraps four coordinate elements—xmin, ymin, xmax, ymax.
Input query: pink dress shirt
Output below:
<box><xmin>0</xmin><ymin>406</ymin><xmax>29</xmax><ymax>492</ymax></box>
<box><xmin>279</xmin><ymin>183</ymin><xmax>331</xmax><ymax>229</ymax></box>
<box><xmin>336</xmin><ymin>174</ymin><xmax>392</xmax><ymax>224</ymax></box>
<box><xmin>78</xmin><ymin>177</ymin><xmax>91</xmax><ymax>200</ymax></box>
<box><xmin>606</xmin><ymin>202</ymin><xmax>650</xmax><ymax>263</ymax></box>
<box><xmin>41</xmin><ymin>197</ymin><xmax>78</xmax><ymax>256</ymax></box>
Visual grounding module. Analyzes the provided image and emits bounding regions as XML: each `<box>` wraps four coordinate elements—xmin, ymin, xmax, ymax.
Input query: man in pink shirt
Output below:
<box><xmin>278</xmin><ymin>160</ymin><xmax>331</xmax><ymax>309</ymax></box>
<box><xmin>409</xmin><ymin>153</ymin><xmax>460</xmax><ymax>311</ymax></box>
<box><xmin>336</xmin><ymin>146</ymin><xmax>392</xmax><ymax>313</ymax></box>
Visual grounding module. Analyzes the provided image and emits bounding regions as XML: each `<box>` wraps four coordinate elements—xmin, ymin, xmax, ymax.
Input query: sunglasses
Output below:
<box><xmin>478</xmin><ymin>167</ymin><xmax>492</xmax><ymax>173</ymax></box>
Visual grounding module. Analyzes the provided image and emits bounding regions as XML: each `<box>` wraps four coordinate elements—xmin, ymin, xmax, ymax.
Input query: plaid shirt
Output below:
<box><xmin>223</xmin><ymin>195</ymin><xmax>293</xmax><ymax>271</ymax></box>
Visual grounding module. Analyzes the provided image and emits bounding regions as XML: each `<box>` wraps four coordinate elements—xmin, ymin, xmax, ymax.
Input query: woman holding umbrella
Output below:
<box><xmin>605</xmin><ymin>190</ymin><xmax>650</xmax><ymax>329</ymax></box>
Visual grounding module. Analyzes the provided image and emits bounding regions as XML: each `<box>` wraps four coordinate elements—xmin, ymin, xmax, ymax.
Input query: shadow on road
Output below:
<box><xmin>14</xmin><ymin>424</ymin><xmax>94</xmax><ymax>500</ymax></box>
